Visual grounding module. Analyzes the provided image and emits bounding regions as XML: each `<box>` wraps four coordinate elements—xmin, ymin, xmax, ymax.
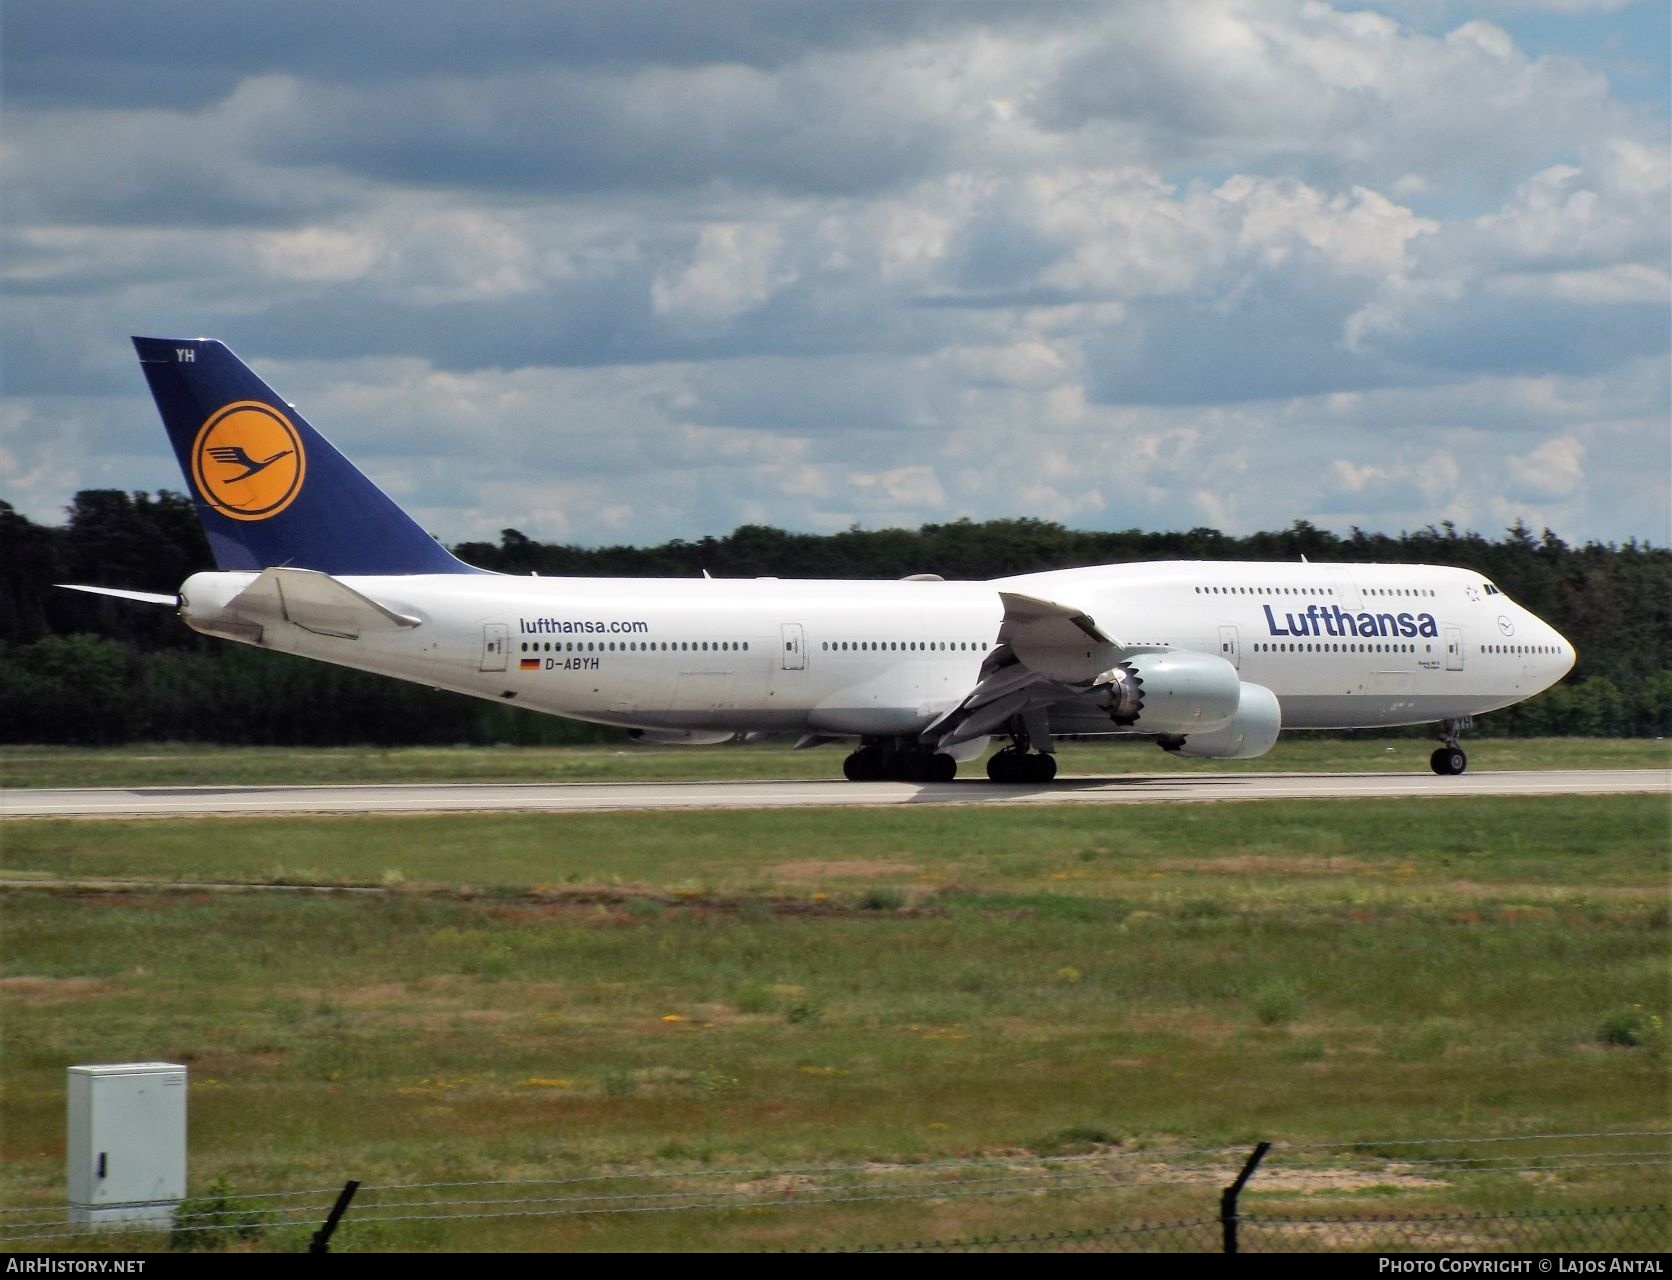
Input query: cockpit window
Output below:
<box><xmin>1483</xmin><ymin>582</ymin><xmax>1501</xmax><ymax>596</ymax></box>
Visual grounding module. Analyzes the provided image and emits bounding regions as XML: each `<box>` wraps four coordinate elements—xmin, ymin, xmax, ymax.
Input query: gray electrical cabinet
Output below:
<box><xmin>67</xmin><ymin>1063</ymin><xmax>187</xmax><ymax>1227</ymax></box>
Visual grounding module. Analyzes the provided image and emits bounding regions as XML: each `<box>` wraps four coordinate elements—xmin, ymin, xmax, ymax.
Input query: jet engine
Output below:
<box><xmin>1092</xmin><ymin>650</ymin><xmax>1242</xmax><ymax>734</ymax></box>
<box><xmin>1158</xmin><ymin>681</ymin><xmax>1281</xmax><ymax>759</ymax></box>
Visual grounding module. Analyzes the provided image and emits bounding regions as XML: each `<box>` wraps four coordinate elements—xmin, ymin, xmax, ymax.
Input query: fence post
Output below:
<box><xmin>308</xmin><ymin>1180</ymin><xmax>360</xmax><ymax>1254</ymax></box>
<box><xmin>1220</xmin><ymin>1142</ymin><xmax>1270</xmax><ymax>1254</ymax></box>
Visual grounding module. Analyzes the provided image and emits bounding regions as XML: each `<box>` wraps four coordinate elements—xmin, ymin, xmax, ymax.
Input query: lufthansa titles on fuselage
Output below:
<box><xmin>1263</xmin><ymin>603</ymin><xmax>1439</xmax><ymax>640</ymax></box>
<box><xmin>520</xmin><ymin>617</ymin><xmax>650</xmax><ymax>636</ymax></box>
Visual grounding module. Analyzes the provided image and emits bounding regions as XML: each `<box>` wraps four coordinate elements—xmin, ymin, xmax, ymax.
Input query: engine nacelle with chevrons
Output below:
<box><xmin>1093</xmin><ymin>649</ymin><xmax>1242</xmax><ymax>735</ymax></box>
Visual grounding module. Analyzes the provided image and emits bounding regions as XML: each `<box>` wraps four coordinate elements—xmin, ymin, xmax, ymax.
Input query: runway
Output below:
<box><xmin>4</xmin><ymin>769</ymin><xmax>1665</xmax><ymax>819</ymax></box>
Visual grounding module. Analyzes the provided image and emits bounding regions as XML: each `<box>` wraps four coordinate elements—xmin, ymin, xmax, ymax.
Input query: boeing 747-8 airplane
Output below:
<box><xmin>62</xmin><ymin>338</ymin><xmax>1577</xmax><ymax>782</ymax></box>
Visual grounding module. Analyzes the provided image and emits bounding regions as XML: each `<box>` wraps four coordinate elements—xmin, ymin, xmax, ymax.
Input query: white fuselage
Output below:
<box><xmin>177</xmin><ymin>559</ymin><xmax>1575</xmax><ymax>740</ymax></box>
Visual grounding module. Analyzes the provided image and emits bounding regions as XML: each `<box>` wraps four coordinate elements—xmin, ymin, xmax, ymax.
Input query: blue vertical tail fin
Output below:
<box><xmin>133</xmin><ymin>337</ymin><xmax>480</xmax><ymax>575</ymax></box>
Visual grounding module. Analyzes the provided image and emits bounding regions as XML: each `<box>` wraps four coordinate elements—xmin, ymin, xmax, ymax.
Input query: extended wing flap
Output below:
<box><xmin>925</xmin><ymin>647</ymin><xmax>1080</xmax><ymax>749</ymax></box>
<box><xmin>227</xmin><ymin>568</ymin><xmax>421</xmax><ymax>639</ymax></box>
<box><xmin>925</xmin><ymin>592</ymin><xmax>1124</xmax><ymax>750</ymax></box>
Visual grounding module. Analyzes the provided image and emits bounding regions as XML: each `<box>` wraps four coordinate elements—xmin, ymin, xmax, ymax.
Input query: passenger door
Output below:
<box><xmin>1218</xmin><ymin>625</ymin><xmax>1240</xmax><ymax>671</ymax></box>
<box><xmin>1444</xmin><ymin>626</ymin><xmax>1464</xmax><ymax>672</ymax></box>
<box><xmin>479</xmin><ymin>623</ymin><xmax>509</xmax><ymax>672</ymax></box>
<box><xmin>780</xmin><ymin>623</ymin><xmax>806</xmax><ymax>671</ymax></box>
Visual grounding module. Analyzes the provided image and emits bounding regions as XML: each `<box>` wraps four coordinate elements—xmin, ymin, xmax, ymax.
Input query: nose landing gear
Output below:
<box><xmin>1429</xmin><ymin>718</ymin><xmax>1470</xmax><ymax>775</ymax></box>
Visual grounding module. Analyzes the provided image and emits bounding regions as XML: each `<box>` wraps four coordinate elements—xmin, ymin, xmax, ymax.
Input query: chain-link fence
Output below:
<box><xmin>1242</xmin><ymin>1206</ymin><xmax>1671</xmax><ymax>1253</ymax></box>
<box><xmin>801</xmin><ymin>1220</ymin><xmax>1221</xmax><ymax>1253</ymax></box>
<box><xmin>811</xmin><ymin>1205</ymin><xmax>1670</xmax><ymax>1254</ymax></box>
<box><xmin>6</xmin><ymin>1132</ymin><xmax>1668</xmax><ymax>1253</ymax></box>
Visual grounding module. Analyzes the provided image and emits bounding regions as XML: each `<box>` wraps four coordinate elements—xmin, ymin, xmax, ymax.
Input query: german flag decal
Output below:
<box><xmin>519</xmin><ymin>658</ymin><xmax>540</xmax><ymax>671</ymax></box>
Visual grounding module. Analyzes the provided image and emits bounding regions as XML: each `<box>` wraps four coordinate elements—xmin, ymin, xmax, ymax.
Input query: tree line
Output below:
<box><xmin>3</xmin><ymin>491</ymin><xmax>1668</xmax><ymax>745</ymax></box>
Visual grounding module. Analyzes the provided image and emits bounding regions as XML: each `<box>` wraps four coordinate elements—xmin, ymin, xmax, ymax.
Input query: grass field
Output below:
<box><xmin>2</xmin><ymin>735</ymin><xmax>1668</xmax><ymax>789</ymax></box>
<box><xmin>2</xmin><ymin>790</ymin><xmax>1667</xmax><ymax>1251</ymax></box>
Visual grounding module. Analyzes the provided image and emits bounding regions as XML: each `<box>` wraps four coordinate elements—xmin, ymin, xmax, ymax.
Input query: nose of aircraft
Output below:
<box><xmin>1536</xmin><ymin>615</ymin><xmax>1577</xmax><ymax>690</ymax></box>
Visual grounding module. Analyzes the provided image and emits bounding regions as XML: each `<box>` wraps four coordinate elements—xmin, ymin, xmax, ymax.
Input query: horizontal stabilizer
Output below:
<box><xmin>57</xmin><ymin>584</ymin><xmax>180</xmax><ymax>607</ymax></box>
<box><xmin>226</xmin><ymin>568</ymin><xmax>421</xmax><ymax>640</ymax></box>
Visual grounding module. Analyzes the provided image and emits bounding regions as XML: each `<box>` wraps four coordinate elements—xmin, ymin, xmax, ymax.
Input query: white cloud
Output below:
<box><xmin>253</xmin><ymin>228</ymin><xmax>385</xmax><ymax>284</ymax></box>
<box><xmin>1505</xmin><ymin>435</ymin><xmax>1587</xmax><ymax>501</ymax></box>
<box><xmin>1220</xmin><ymin>178</ymin><xmax>1438</xmax><ymax>279</ymax></box>
<box><xmin>849</xmin><ymin>465</ymin><xmax>947</xmax><ymax>512</ymax></box>
<box><xmin>1491</xmin><ymin>262</ymin><xmax>1669</xmax><ymax>304</ymax></box>
<box><xmin>1</xmin><ymin>1</ymin><xmax>1666</xmax><ymax>549</ymax></box>
<box><xmin>1480</xmin><ymin>0</ymin><xmax>1637</xmax><ymax>12</ymax></box>
<box><xmin>652</xmin><ymin>223</ymin><xmax>795</xmax><ymax>324</ymax></box>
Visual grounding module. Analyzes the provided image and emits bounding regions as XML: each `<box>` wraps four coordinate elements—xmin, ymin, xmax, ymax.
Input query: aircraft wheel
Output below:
<box><xmin>1429</xmin><ymin>747</ymin><xmax>1467</xmax><ymax>776</ymax></box>
<box><xmin>1027</xmin><ymin>753</ymin><xmax>1058</xmax><ymax>783</ymax></box>
<box><xmin>843</xmin><ymin>748</ymin><xmax>878</xmax><ymax>782</ymax></box>
<box><xmin>986</xmin><ymin>749</ymin><xmax>1021</xmax><ymax>783</ymax></box>
<box><xmin>926</xmin><ymin>753</ymin><xmax>957</xmax><ymax>783</ymax></box>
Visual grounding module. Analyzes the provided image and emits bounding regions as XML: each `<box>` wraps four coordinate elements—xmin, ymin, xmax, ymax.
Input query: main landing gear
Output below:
<box><xmin>840</xmin><ymin>720</ymin><xmax>1061</xmax><ymax>786</ymax></box>
<box><xmin>842</xmin><ymin>739</ymin><xmax>958</xmax><ymax>783</ymax></box>
<box><xmin>985</xmin><ymin>747</ymin><xmax>1057</xmax><ymax>784</ymax></box>
<box><xmin>1429</xmin><ymin>718</ymin><xmax>1470</xmax><ymax>776</ymax></box>
<box><xmin>984</xmin><ymin>716</ymin><xmax>1058</xmax><ymax>784</ymax></box>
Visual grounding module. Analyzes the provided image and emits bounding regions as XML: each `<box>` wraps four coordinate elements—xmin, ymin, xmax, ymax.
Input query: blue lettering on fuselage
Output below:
<box><xmin>1261</xmin><ymin>603</ymin><xmax>1439</xmax><ymax>639</ymax></box>
<box><xmin>520</xmin><ymin>617</ymin><xmax>649</xmax><ymax>635</ymax></box>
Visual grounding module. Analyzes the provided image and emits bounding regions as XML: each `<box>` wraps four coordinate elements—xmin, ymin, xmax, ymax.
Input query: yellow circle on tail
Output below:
<box><xmin>190</xmin><ymin>402</ymin><xmax>306</xmax><ymax>521</ymax></box>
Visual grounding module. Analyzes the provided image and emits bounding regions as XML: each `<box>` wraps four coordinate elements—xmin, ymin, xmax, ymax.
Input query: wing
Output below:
<box><xmin>924</xmin><ymin>591</ymin><xmax>1123</xmax><ymax>750</ymax></box>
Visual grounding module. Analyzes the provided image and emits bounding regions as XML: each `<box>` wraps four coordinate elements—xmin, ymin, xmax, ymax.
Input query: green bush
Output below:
<box><xmin>170</xmin><ymin>1175</ymin><xmax>264</xmax><ymax>1252</ymax></box>
<box><xmin>1596</xmin><ymin>1005</ymin><xmax>1663</xmax><ymax>1049</ymax></box>
<box><xmin>1252</xmin><ymin>978</ymin><xmax>1303</xmax><ymax>1027</ymax></box>
<box><xmin>785</xmin><ymin>1001</ymin><xmax>824</xmax><ymax>1026</ymax></box>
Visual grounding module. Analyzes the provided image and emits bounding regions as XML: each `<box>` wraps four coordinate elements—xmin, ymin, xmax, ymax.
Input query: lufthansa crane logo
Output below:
<box><xmin>190</xmin><ymin>402</ymin><xmax>306</xmax><ymax>521</ymax></box>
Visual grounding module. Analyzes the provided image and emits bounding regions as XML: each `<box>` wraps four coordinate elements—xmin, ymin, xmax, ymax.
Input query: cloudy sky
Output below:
<box><xmin>3</xmin><ymin>0</ymin><xmax>1667</xmax><ymax>552</ymax></box>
